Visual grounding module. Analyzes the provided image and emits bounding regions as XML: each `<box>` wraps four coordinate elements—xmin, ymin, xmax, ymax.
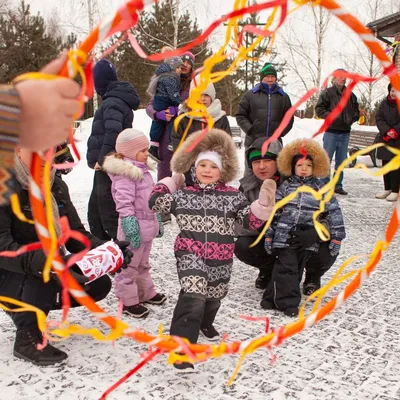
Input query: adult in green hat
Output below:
<box><xmin>235</xmin><ymin>62</ymin><xmax>293</xmax><ymax>173</ymax></box>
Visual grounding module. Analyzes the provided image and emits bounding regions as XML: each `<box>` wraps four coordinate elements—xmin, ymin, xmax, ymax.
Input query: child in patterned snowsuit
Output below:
<box><xmin>149</xmin><ymin>128</ymin><xmax>276</xmax><ymax>371</ymax></box>
<box><xmin>103</xmin><ymin>128</ymin><xmax>166</xmax><ymax>319</ymax></box>
<box><xmin>263</xmin><ymin>139</ymin><xmax>346</xmax><ymax>317</ymax></box>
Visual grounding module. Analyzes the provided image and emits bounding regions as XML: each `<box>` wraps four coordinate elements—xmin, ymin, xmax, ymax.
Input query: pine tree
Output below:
<box><xmin>106</xmin><ymin>0</ymin><xmax>210</xmax><ymax>106</ymax></box>
<box><xmin>0</xmin><ymin>1</ymin><xmax>76</xmax><ymax>83</ymax></box>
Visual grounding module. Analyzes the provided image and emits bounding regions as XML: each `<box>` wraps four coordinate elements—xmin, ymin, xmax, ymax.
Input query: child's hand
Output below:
<box><xmin>259</xmin><ymin>179</ymin><xmax>276</xmax><ymax>207</ymax></box>
<box><xmin>328</xmin><ymin>239</ymin><xmax>341</xmax><ymax>256</ymax></box>
<box><xmin>264</xmin><ymin>237</ymin><xmax>273</xmax><ymax>254</ymax></box>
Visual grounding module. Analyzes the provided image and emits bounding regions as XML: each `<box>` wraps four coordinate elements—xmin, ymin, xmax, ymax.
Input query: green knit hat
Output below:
<box><xmin>260</xmin><ymin>63</ymin><xmax>277</xmax><ymax>79</ymax></box>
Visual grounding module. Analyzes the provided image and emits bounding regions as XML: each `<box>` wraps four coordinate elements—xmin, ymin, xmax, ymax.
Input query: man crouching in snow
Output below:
<box><xmin>0</xmin><ymin>147</ymin><xmax>132</xmax><ymax>366</ymax></box>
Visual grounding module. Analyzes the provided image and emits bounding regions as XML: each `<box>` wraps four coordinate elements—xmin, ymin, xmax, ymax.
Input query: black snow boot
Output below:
<box><xmin>13</xmin><ymin>328</ymin><xmax>68</xmax><ymax>366</ymax></box>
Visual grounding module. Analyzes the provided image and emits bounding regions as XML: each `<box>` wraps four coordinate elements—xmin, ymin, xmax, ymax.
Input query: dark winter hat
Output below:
<box><xmin>167</xmin><ymin>56</ymin><xmax>183</xmax><ymax>71</ymax></box>
<box><xmin>260</xmin><ymin>63</ymin><xmax>277</xmax><ymax>79</ymax></box>
<box><xmin>93</xmin><ymin>59</ymin><xmax>118</xmax><ymax>96</ymax></box>
<box><xmin>246</xmin><ymin>138</ymin><xmax>282</xmax><ymax>168</ymax></box>
<box><xmin>182</xmin><ymin>51</ymin><xmax>195</xmax><ymax>67</ymax></box>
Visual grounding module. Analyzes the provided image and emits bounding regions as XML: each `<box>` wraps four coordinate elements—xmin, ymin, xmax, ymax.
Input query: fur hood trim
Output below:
<box><xmin>277</xmin><ymin>139</ymin><xmax>330</xmax><ymax>178</ymax></box>
<box><xmin>171</xmin><ymin>128</ymin><xmax>238</xmax><ymax>182</ymax></box>
<box><xmin>102</xmin><ymin>155</ymin><xmax>144</xmax><ymax>180</ymax></box>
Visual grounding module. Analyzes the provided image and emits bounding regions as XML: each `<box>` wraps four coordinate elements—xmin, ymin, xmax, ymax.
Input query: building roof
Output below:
<box><xmin>367</xmin><ymin>12</ymin><xmax>400</xmax><ymax>40</ymax></box>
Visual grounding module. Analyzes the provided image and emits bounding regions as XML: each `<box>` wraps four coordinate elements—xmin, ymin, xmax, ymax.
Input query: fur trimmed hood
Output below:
<box><xmin>171</xmin><ymin>128</ymin><xmax>238</xmax><ymax>182</ymax></box>
<box><xmin>102</xmin><ymin>154</ymin><xmax>155</xmax><ymax>180</ymax></box>
<box><xmin>277</xmin><ymin>139</ymin><xmax>330</xmax><ymax>178</ymax></box>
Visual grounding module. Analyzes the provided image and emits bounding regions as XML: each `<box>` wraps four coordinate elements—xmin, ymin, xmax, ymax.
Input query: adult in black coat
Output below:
<box><xmin>315</xmin><ymin>69</ymin><xmax>360</xmax><ymax>195</ymax></box>
<box><xmin>87</xmin><ymin>59</ymin><xmax>140</xmax><ymax>240</ymax></box>
<box><xmin>171</xmin><ymin>80</ymin><xmax>231</xmax><ymax>185</ymax></box>
<box><xmin>0</xmin><ymin>148</ymin><xmax>131</xmax><ymax>366</ymax></box>
<box><xmin>235</xmin><ymin>63</ymin><xmax>293</xmax><ymax>173</ymax></box>
<box><xmin>375</xmin><ymin>84</ymin><xmax>400</xmax><ymax>202</ymax></box>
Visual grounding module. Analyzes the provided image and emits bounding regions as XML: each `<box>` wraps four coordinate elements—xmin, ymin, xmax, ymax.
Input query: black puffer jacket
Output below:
<box><xmin>0</xmin><ymin>177</ymin><xmax>103</xmax><ymax>275</ymax></box>
<box><xmin>376</xmin><ymin>96</ymin><xmax>400</xmax><ymax>161</ymax></box>
<box><xmin>315</xmin><ymin>85</ymin><xmax>360</xmax><ymax>133</ymax></box>
<box><xmin>87</xmin><ymin>81</ymin><xmax>140</xmax><ymax>168</ymax></box>
<box><xmin>235</xmin><ymin>83</ymin><xmax>293</xmax><ymax>148</ymax></box>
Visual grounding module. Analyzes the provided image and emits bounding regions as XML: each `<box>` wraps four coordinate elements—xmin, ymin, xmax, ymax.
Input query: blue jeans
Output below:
<box><xmin>322</xmin><ymin>131</ymin><xmax>350</xmax><ymax>190</ymax></box>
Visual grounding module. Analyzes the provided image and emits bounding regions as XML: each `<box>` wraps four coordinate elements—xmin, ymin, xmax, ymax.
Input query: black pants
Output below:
<box><xmin>235</xmin><ymin>236</ymin><xmax>275</xmax><ymax>280</ymax></box>
<box><xmin>263</xmin><ymin>248</ymin><xmax>310</xmax><ymax>311</ymax></box>
<box><xmin>88</xmin><ymin>170</ymin><xmax>118</xmax><ymax>240</ymax></box>
<box><xmin>236</xmin><ymin>236</ymin><xmax>337</xmax><ymax>284</ymax></box>
<box><xmin>382</xmin><ymin>159</ymin><xmax>400</xmax><ymax>193</ymax></box>
<box><xmin>0</xmin><ymin>269</ymin><xmax>112</xmax><ymax>330</ymax></box>
<box><xmin>305</xmin><ymin>241</ymin><xmax>338</xmax><ymax>283</ymax></box>
<box><xmin>170</xmin><ymin>291</ymin><xmax>221</xmax><ymax>344</ymax></box>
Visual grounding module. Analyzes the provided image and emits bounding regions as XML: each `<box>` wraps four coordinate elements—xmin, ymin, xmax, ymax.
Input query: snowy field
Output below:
<box><xmin>1</xmin><ymin>111</ymin><xmax>399</xmax><ymax>400</ymax></box>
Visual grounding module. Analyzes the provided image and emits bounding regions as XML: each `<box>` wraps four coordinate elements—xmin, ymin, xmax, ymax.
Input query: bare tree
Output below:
<box><xmin>335</xmin><ymin>0</ymin><xmax>392</xmax><ymax>124</ymax></box>
<box><xmin>281</xmin><ymin>6</ymin><xmax>331</xmax><ymax>115</ymax></box>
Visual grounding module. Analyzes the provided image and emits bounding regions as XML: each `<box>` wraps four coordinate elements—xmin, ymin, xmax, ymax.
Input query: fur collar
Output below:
<box><xmin>102</xmin><ymin>155</ymin><xmax>148</xmax><ymax>180</ymax></box>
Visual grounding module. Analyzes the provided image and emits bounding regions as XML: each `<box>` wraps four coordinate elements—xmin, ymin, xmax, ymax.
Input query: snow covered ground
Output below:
<box><xmin>1</xmin><ymin>112</ymin><xmax>399</xmax><ymax>400</ymax></box>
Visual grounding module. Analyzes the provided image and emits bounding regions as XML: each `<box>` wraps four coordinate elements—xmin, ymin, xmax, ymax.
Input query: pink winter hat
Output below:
<box><xmin>115</xmin><ymin>129</ymin><xmax>149</xmax><ymax>160</ymax></box>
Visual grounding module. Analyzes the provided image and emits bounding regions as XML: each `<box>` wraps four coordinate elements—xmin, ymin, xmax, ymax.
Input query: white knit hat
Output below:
<box><xmin>190</xmin><ymin>76</ymin><xmax>216</xmax><ymax>102</ymax></box>
<box><xmin>195</xmin><ymin>151</ymin><xmax>222</xmax><ymax>170</ymax></box>
<box><xmin>115</xmin><ymin>129</ymin><xmax>149</xmax><ymax>160</ymax></box>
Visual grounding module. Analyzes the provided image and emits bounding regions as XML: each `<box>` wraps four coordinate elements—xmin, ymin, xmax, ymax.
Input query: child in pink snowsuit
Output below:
<box><xmin>103</xmin><ymin>128</ymin><xmax>166</xmax><ymax>318</ymax></box>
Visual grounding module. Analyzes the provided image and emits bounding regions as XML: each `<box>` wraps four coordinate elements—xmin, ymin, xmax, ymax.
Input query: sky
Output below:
<box><xmin>11</xmin><ymin>0</ymin><xmax>400</xmax><ymax>105</ymax></box>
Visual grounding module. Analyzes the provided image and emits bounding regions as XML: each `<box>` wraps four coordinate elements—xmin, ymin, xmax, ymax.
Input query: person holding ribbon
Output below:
<box><xmin>0</xmin><ymin>147</ymin><xmax>132</xmax><ymax>366</ymax></box>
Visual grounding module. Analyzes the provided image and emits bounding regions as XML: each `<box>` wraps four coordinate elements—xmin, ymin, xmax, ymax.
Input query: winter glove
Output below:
<box><xmin>383</xmin><ymin>134</ymin><xmax>390</xmax><ymax>142</ymax></box>
<box><xmin>121</xmin><ymin>216</ymin><xmax>141</xmax><ymax>249</ymax></box>
<box><xmin>113</xmin><ymin>240</ymin><xmax>133</xmax><ymax>271</ymax></box>
<box><xmin>387</xmin><ymin>128</ymin><xmax>399</xmax><ymax>140</ymax></box>
<box><xmin>328</xmin><ymin>239</ymin><xmax>341</xmax><ymax>256</ymax></box>
<box><xmin>258</xmin><ymin>179</ymin><xmax>276</xmax><ymax>207</ymax></box>
<box><xmin>156</xmin><ymin>214</ymin><xmax>164</xmax><ymax>238</ymax></box>
<box><xmin>168</xmin><ymin>106</ymin><xmax>178</xmax><ymax>117</ymax></box>
<box><xmin>264</xmin><ymin>237</ymin><xmax>273</xmax><ymax>254</ymax></box>
<box><xmin>155</xmin><ymin>110</ymin><xmax>168</xmax><ymax>121</ymax></box>
<box><xmin>287</xmin><ymin>226</ymin><xmax>319</xmax><ymax>250</ymax></box>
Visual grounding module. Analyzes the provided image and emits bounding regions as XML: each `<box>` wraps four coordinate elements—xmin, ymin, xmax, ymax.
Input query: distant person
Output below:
<box><xmin>171</xmin><ymin>78</ymin><xmax>231</xmax><ymax>185</ymax></box>
<box><xmin>236</xmin><ymin>62</ymin><xmax>293</xmax><ymax>173</ymax></box>
<box><xmin>87</xmin><ymin>59</ymin><xmax>140</xmax><ymax>240</ymax></box>
<box><xmin>375</xmin><ymin>84</ymin><xmax>400</xmax><ymax>202</ymax></box>
<box><xmin>147</xmin><ymin>57</ymin><xmax>184</xmax><ymax>162</ymax></box>
<box><xmin>315</xmin><ymin>69</ymin><xmax>360</xmax><ymax>195</ymax></box>
<box><xmin>146</xmin><ymin>51</ymin><xmax>195</xmax><ymax>182</ymax></box>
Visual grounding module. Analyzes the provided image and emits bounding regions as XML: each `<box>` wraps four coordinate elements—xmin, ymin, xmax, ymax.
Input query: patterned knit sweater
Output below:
<box><xmin>150</xmin><ymin>181</ymin><xmax>266</xmax><ymax>299</ymax></box>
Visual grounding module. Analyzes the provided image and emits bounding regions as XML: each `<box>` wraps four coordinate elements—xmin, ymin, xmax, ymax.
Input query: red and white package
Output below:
<box><xmin>75</xmin><ymin>241</ymin><xmax>123</xmax><ymax>282</ymax></box>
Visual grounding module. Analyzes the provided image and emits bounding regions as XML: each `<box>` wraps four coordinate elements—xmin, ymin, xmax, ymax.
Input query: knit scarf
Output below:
<box><xmin>14</xmin><ymin>154</ymin><xmax>61</xmax><ymax>238</ymax></box>
<box><xmin>179</xmin><ymin>99</ymin><xmax>226</xmax><ymax>122</ymax></box>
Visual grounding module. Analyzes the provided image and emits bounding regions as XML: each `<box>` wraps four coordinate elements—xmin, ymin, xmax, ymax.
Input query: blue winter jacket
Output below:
<box><xmin>154</xmin><ymin>63</ymin><xmax>181</xmax><ymax>104</ymax></box>
<box><xmin>265</xmin><ymin>175</ymin><xmax>346</xmax><ymax>252</ymax></box>
<box><xmin>87</xmin><ymin>81</ymin><xmax>140</xmax><ymax>168</ymax></box>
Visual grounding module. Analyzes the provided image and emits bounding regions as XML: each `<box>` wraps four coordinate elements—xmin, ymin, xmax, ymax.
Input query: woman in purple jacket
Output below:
<box><xmin>103</xmin><ymin>129</ymin><xmax>166</xmax><ymax>318</ymax></box>
<box><xmin>146</xmin><ymin>51</ymin><xmax>195</xmax><ymax>182</ymax></box>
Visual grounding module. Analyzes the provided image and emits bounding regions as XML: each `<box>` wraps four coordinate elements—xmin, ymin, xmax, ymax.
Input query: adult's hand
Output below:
<box><xmin>16</xmin><ymin>53</ymin><xmax>81</xmax><ymax>151</ymax></box>
<box><xmin>94</xmin><ymin>162</ymin><xmax>102</xmax><ymax>171</ymax></box>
